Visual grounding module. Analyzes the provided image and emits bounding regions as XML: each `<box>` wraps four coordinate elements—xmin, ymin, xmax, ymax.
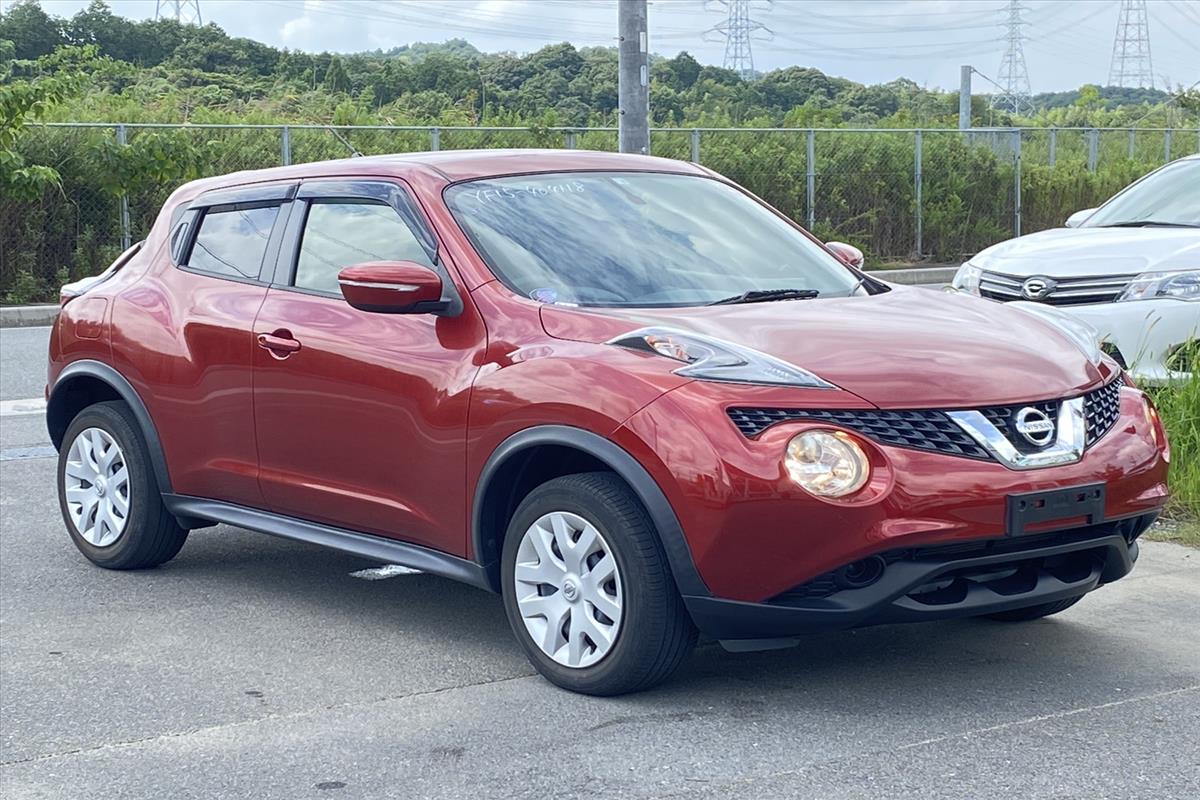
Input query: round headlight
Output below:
<box><xmin>785</xmin><ymin>430</ymin><xmax>870</xmax><ymax>497</ymax></box>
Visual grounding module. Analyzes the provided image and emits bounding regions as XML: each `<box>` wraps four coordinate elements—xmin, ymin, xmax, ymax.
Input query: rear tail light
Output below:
<box><xmin>58</xmin><ymin>241</ymin><xmax>143</xmax><ymax>306</ymax></box>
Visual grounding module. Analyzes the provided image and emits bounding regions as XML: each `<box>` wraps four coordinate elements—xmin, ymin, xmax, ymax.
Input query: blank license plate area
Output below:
<box><xmin>1005</xmin><ymin>483</ymin><xmax>1106</xmax><ymax>536</ymax></box>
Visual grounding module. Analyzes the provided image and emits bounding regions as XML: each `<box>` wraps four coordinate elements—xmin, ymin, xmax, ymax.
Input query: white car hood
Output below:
<box><xmin>972</xmin><ymin>226</ymin><xmax>1200</xmax><ymax>278</ymax></box>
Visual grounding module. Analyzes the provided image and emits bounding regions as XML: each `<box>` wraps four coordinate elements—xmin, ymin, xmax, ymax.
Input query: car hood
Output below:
<box><xmin>971</xmin><ymin>226</ymin><xmax>1200</xmax><ymax>278</ymax></box>
<box><xmin>540</xmin><ymin>286</ymin><xmax>1115</xmax><ymax>409</ymax></box>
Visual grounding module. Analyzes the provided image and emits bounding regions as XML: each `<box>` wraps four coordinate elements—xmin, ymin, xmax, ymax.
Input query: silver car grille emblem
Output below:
<box><xmin>1020</xmin><ymin>276</ymin><xmax>1056</xmax><ymax>300</ymax></box>
<box><xmin>1014</xmin><ymin>406</ymin><xmax>1056</xmax><ymax>446</ymax></box>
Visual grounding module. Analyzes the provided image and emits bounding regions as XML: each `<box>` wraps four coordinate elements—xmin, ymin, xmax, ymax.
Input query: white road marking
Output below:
<box><xmin>349</xmin><ymin>564</ymin><xmax>423</xmax><ymax>580</ymax></box>
<box><xmin>0</xmin><ymin>398</ymin><xmax>47</xmax><ymax>417</ymax></box>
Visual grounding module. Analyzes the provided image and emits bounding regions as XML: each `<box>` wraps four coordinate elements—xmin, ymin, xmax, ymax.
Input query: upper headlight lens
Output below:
<box><xmin>785</xmin><ymin>430</ymin><xmax>870</xmax><ymax>497</ymax></box>
<box><xmin>952</xmin><ymin>263</ymin><xmax>983</xmax><ymax>294</ymax></box>
<box><xmin>1117</xmin><ymin>270</ymin><xmax>1200</xmax><ymax>302</ymax></box>
<box><xmin>610</xmin><ymin>327</ymin><xmax>835</xmax><ymax>388</ymax></box>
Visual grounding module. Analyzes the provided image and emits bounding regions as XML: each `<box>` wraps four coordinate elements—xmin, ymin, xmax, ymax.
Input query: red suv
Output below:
<box><xmin>47</xmin><ymin>150</ymin><xmax>1170</xmax><ymax>695</ymax></box>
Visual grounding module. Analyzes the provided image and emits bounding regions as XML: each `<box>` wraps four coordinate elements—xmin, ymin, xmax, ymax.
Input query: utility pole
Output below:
<box><xmin>991</xmin><ymin>0</ymin><xmax>1031</xmax><ymax>115</ymax></box>
<box><xmin>618</xmin><ymin>0</ymin><xmax>649</xmax><ymax>155</ymax></box>
<box><xmin>959</xmin><ymin>66</ymin><xmax>973</xmax><ymax>130</ymax></box>
<box><xmin>1109</xmin><ymin>0</ymin><xmax>1154</xmax><ymax>88</ymax></box>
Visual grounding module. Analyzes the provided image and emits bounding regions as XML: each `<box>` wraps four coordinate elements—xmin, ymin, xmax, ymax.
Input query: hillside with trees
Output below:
<box><xmin>2</xmin><ymin>0</ymin><xmax>1198</xmax><ymax>301</ymax></box>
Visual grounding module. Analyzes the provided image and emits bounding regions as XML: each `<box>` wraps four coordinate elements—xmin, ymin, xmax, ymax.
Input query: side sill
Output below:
<box><xmin>163</xmin><ymin>495</ymin><xmax>493</xmax><ymax>592</ymax></box>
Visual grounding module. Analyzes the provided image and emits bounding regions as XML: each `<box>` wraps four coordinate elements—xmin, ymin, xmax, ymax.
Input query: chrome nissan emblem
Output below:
<box><xmin>1021</xmin><ymin>276</ymin><xmax>1056</xmax><ymax>300</ymax></box>
<box><xmin>1015</xmin><ymin>407</ymin><xmax>1056</xmax><ymax>446</ymax></box>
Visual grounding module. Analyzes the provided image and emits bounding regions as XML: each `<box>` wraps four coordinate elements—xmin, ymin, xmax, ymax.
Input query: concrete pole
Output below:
<box><xmin>618</xmin><ymin>0</ymin><xmax>650</xmax><ymax>154</ymax></box>
<box><xmin>959</xmin><ymin>66</ymin><xmax>972</xmax><ymax>131</ymax></box>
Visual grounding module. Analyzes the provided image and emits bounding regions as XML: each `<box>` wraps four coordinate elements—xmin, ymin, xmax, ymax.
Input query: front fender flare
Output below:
<box><xmin>472</xmin><ymin>425</ymin><xmax>709</xmax><ymax>597</ymax></box>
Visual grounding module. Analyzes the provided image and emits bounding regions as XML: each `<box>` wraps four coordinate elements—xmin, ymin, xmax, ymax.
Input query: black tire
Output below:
<box><xmin>985</xmin><ymin>595</ymin><xmax>1084</xmax><ymax>622</ymax></box>
<box><xmin>57</xmin><ymin>401</ymin><xmax>188</xmax><ymax>570</ymax></box>
<box><xmin>500</xmin><ymin>472</ymin><xmax>697</xmax><ymax>696</ymax></box>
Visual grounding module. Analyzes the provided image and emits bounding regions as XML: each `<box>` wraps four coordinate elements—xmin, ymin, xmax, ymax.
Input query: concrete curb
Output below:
<box><xmin>867</xmin><ymin>266</ymin><xmax>958</xmax><ymax>286</ymax></box>
<box><xmin>0</xmin><ymin>305</ymin><xmax>59</xmax><ymax>329</ymax></box>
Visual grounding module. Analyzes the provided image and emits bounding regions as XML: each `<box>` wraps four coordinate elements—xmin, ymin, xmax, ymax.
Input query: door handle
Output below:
<box><xmin>257</xmin><ymin>331</ymin><xmax>301</xmax><ymax>357</ymax></box>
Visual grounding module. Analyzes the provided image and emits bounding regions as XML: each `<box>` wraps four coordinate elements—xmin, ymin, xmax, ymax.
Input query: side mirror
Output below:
<box><xmin>337</xmin><ymin>261</ymin><xmax>445</xmax><ymax>314</ymax></box>
<box><xmin>825</xmin><ymin>241</ymin><xmax>865</xmax><ymax>269</ymax></box>
<box><xmin>1064</xmin><ymin>208</ymin><xmax>1097</xmax><ymax>228</ymax></box>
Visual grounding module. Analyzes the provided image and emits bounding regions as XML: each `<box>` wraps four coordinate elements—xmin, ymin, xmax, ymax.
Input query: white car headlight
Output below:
<box><xmin>785</xmin><ymin>430</ymin><xmax>870</xmax><ymax>497</ymax></box>
<box><xmin>609</xmin><ymin>327</ymin><xmax>835</xmax><ymax>388</ymax></box>
<box><xmin>952</xmin><ymin>263</ymin><xmax>983</xmax><ymax>294</ymax></box>
<box><xmin>1117</xmin><ymin>270</ymin><xmax>1200</xmax><ymax>302</ymax></box>
<box><xmin>1012</xmin><ymin>303</ymin><xmax>1103</xmax><ymax>365</ymax></box>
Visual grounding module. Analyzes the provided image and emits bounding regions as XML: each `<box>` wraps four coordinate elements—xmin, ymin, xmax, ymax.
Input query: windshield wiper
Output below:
<box><xmin>708</xmin><ymin>288</ymin><xmax>820</xmax><ymax>306</ymax></box>
<box><xmin>1100</xmin><ymin>220</ymin><xmax>1200</xmax><ymax>228</ymax></box>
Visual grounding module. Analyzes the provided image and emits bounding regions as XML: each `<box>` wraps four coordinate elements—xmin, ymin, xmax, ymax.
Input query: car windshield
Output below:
<box><xmin>444</xmin><ymin>172</ymin><xmax>862</xmax><ymax>307</ymax></box>
<box><xmin>1084</xmin><ymin>159</ymin><xmax>1200</xmax><ymax>228</ymax></box>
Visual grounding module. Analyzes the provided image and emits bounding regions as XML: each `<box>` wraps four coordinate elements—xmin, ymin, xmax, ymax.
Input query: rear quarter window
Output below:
<box><xmin>185</xmin><ymin>205</ymin><xmax>280</xmax><ymax>281</ymax></box>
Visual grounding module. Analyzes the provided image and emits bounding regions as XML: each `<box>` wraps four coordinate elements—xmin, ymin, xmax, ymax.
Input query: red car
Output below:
<box><xmin>47</xmin><ymin>150</ymin><xmax>1170</xmax><ymax>695</ymax></box>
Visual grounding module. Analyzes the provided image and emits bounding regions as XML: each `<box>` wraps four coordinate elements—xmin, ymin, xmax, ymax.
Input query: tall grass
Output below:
<box><xmin>1149</xmin><ymin>369</ymin><xmax>1200</xmax><ymax>521</ymax></box>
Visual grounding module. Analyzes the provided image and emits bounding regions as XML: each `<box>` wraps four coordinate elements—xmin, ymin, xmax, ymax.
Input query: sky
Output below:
<box><xmin>28</xmin><ymin>0</ymin><xmax>1200</xmax><ymax>93</ymax></box>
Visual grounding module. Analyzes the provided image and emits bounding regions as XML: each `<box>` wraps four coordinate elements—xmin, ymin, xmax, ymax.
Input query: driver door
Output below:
<box><xmin>251</xmin><ymin>179</ymin><xmax>485</xmax><ymax>555</ymax></box>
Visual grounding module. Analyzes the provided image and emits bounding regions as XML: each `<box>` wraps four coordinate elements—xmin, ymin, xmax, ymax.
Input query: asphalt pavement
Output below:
<box><xmin>2</xmin><ymin>325</ymin><xmax>1198</xmax><ymax>799</ymax></box>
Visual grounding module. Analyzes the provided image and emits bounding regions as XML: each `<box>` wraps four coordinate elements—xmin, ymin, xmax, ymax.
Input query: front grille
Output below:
<box><xmin>1084</xmin><ymin>376</ymin><xmax>1123</xmax><ymax>446</ymax></box>
<box><xmin>979</xmin><ymin>270</ymin><xmax>1134</xmax><ymax>306</ymax></box>
<box><xmin>727</xmin><ymin>377</ymin><xmax>1125</xmax><ymax>458</ymax></box>
<box><xmin>725</xmin><ymin>408</ymin><xmax>990</xmax><ymax>459</ymax></box>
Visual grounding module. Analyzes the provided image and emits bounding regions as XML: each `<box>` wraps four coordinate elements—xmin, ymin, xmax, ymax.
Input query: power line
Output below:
<box><xmin>991</xmin><ymin>0</ymin><xmax>1032</xmax><ymax>114</ymax></box>
<box><xmin>702</xmin><ymin>1</ymin><xmax>773</xmax><ymax>80</ymax></box>
<box><xmin>154</xmin><ymin>0</ymin><xmax>202</xmax><ymax>26</ymax></box>
<box><xmin>1109</xmin><ymin>0</ymin><xmax>1155</xmax><ymax>88</ymax></box>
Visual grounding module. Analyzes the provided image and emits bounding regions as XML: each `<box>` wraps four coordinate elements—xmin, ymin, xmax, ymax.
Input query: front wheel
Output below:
<box><xmin>500</xmin><ymin>472</ymin><xmax>696</xmax><ymax>696</ymax></box>
<box><xmin>57</xmin><ymin>401</ymin><xmax>188</xmax><ymax>570</ymax></box>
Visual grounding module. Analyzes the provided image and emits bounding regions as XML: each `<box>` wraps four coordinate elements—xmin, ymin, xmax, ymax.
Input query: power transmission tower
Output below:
<box><xmin>991</xmin><ymin>0</ymin><xmax>1031</xmax><ymax>115</ymax></box>
<box><xmin>155</xmin><ymin>0</ymin><xmax>203</xmax><ymax>25</ymax></box>
<box><xmin>1108</xmin><ymin>0</ymin><xmax>1154</xmax><ymax>88</ymax></box>
<box><xmin>703</xmin><ymin>1</ymin><xmax>773</xmax><ymax>81</ymax></box>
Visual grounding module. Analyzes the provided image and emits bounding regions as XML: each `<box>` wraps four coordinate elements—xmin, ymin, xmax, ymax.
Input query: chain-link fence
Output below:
<box><xmin>4</xmin><ymin>123</ymin><xmax>1197</xmax><ymax>302</ymax></box>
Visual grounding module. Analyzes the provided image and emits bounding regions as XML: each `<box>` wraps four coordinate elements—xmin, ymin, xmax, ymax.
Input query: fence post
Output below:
<box><xmin>564</xmin><ymin>130</ymin><xmax>577</xmax><ymax>149</ymax></box>
<box><xmin>914</xmin><ymin>130</ymin><xmax>923</xmax><ymax>259</ymax></box>
<box><xmin>1127</xmin><ymin>129</ymin><xmax>1135</xmax><ymax>160</ymax></box>
<box><xmin>1048</xmin><ymin>128</ymin><xmax>1056</xmax><ymax>167</ymax></box>
<box><xmin>1087</xmin><ymin>128</ymin><xmax>1098</xmax><ymax>172</ymax></box>
<box><xmin>281</xmin><ymin>125</ymin><xmax>291</xmax><ymax>166</ymax></box>
<box><xmin>116</xmin><ymin>124</ymin><xmax>131</xmax><ymax>250</ymax></box>
<box><xmin>805</xmin><ymin>129</ymin><xmax>816</xmax><ymax>231</ymax></box>
<box><xmin>690</xmin><ymin>129</ymin><xmax>701</xmax><ymax>163</ymax></box>
<box><xmin>1164</xmin><ymin>129</ymin><xmax>1172</xmax><ymax>163</ymax></box>
<box><xmin>430</xmin><ymin>127</ymin><xmax>441</xmax><ymax>151</ymax></box>
<box><xmin>1013</xmin><ymin>129</ymin><xmax>1022</xmax><ymax>238</ymax></box>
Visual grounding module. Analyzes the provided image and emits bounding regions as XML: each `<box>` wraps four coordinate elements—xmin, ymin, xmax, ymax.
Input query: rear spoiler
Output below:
<box><xmin>60</xmin><ymin>240</ymin><xmax>144</xmax><ymax>306</ymax></box>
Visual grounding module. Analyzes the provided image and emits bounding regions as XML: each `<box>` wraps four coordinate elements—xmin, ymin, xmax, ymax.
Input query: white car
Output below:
<box><xmin>953</xmin><ymin>155</ymin><xmax>1199</xmax><ymax>383</ymax></box>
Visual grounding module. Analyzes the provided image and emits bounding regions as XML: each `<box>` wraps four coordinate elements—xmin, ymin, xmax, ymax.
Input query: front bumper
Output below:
<box><xmin>1046</xmin><ymin>298</ymin><xmax>1196</xmax><ymax>384</ymax></box>
<box><xmin>615</xmin><ymin>380</ymin><xmax>1169</xmax><ymax>611</ymax></box>
<box><xmin>684</xmin><ymin>513</ymin><xmax>1153</xmax><ymax>639</ymax></box>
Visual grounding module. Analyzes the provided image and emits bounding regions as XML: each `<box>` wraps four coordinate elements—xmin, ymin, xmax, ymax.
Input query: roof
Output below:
<box><xmin>176</xmin><ymin>149</ymin><xmax>707</xmax><ymax>202</ymax></box>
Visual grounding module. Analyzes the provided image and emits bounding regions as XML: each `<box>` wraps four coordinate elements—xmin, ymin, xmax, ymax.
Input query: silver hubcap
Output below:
<box><xmin>514</xmin><ymin>511</ymin><xmax>623</xmax><ymax>669</ymax></box>
<box><xmin>64</xmin><ymin>428</ymin><xmax>130</xmax><ymax>547</ymax></box>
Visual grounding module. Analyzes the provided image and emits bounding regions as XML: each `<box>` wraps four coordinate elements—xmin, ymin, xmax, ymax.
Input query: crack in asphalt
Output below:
<box><xmin>0</xmin><ymin>671</ymin><xmax>537</xmax><ymax>768</ymax></box>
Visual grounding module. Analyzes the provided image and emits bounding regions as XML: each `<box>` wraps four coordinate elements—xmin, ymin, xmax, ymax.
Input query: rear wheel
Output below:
<box><xmin>500</xmin><ymin>472</ymin><xmax>696</xmax><ymax>696</ymax></box>
<box><xmin>985</xmin><ymin>595</ymin><xmax>1084</xmax><ymax>622</ymax></box>
<box><xmin>57</xmin><ymin>401</ymin><xmax>187</xmax><ymax>570</ymax></box>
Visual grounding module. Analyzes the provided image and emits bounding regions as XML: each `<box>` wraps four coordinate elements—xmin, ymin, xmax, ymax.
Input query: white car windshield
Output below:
<box><xmin>444</xmin><ymin>172</ymin><xmax>863</xmax><ymax>307</ymax></box>
<box><xmin>1084</xmin><ymin>159</ymin><xmax>1200</xmax><ymax>229</ymax></box>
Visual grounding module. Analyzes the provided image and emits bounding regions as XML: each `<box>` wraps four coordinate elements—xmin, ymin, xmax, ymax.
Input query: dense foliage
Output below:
<box><xmin>2</xmin><ymin>0</ymin><xmax>1198</xmax><ymax>302</ymax></box>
